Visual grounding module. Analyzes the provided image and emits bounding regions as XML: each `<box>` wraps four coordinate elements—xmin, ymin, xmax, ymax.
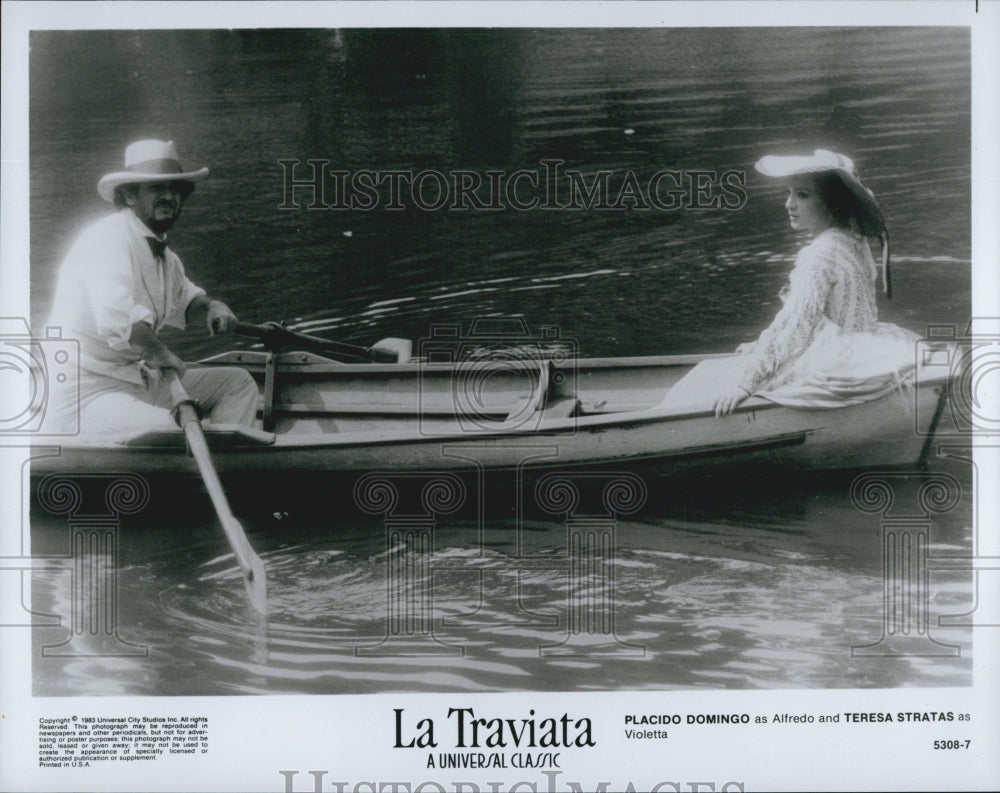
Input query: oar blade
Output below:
<box><xmin>224</xmin><ymin>516</ymin><xmax>268</xmax><ymax>615</ymax></box>
<box><xmin>244</xmin><ymin>556</ymin><xmax>269</xmax><ymax>615</ymax></box>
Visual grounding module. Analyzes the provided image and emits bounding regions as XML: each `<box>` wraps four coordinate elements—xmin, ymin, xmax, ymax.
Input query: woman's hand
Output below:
<box><xmin>712</xmin><ymin>387</ymin><xmax>750</xmax><ymax>418</ymax></box>
<box><xmin>735</xmin><ymin>342</ymin><xmax>756</xmax><ymax>354</ymax></box>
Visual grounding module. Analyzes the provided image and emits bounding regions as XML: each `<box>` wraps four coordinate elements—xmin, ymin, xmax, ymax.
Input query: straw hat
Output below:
<box><xmin>97</xmin><ymin>140</ymin><xmax>209</xmax><ymax>202</ymax></box>
<box><xmin>755</xmin><ymin>149</ymin><xmax>891</xmax><ymax>298</ymax></box>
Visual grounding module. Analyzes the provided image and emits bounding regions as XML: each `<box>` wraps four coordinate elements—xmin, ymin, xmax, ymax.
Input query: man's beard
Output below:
<box><xmin>147</xmin><ymin>203</ymin><xmax>180</xmax><ymax>234</ymax></box>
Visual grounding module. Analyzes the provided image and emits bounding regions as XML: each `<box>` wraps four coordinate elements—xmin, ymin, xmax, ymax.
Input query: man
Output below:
<box><xmin>49</xmin><ymin>139</ymin><xmax>259</xmax><ymax>435</ymax></box>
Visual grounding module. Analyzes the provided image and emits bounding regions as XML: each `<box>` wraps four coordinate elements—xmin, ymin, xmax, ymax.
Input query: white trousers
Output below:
<box><xmin>73</xmin><ymin>367</ymin><xmax>259</xmax><ymax>436</ymax></box>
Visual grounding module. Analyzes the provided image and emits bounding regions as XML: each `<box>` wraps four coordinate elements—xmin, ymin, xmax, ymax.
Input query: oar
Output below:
<box><xmin>236</xmin><ymin>321</ymin><xmax>411</xmax><ymax>363</ymax></box>
<box><xmin>165</xmin><ymin>369</ymin><xmax>267</xmax><ymax>614</ymax></box>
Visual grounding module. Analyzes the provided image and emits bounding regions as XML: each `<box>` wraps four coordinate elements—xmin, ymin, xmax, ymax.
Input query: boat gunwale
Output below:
<box><xmin>40</xmin><ymin>378</ymin><xmax>947</xmax><ymax>454</ymax></box>
<box><xmin>33</xmin><ymin>350</ymin><xmax>952</xmax><ymax>455</ymax></box>
<box><xmin>195</xmin><ymin>350</ymin><xmax>741</xmax><ymax>375</ymax></box>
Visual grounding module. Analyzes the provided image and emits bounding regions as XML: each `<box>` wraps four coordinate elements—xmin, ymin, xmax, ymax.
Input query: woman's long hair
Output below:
<box><xmin>813</xmin><ymin>172</ymin><xmax>858</xmax><ymax>230</ymax></box>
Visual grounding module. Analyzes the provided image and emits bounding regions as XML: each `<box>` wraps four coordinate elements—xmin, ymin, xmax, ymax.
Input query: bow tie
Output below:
<box><xmin>147</xmin><ymin>237</ymin><xmax>168</xmax><ymax>260</ymax></box>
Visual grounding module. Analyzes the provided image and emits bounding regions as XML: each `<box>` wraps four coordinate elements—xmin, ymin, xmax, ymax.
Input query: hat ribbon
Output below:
<box><xmin>125</xmin><ymin>158</ymin><xmax>185</xmax><ymax>175</ymax></box>
<box><xmin>880</xmin><ymin>230</ymin><xmax>892</xmax><ymax>300</ymax></box>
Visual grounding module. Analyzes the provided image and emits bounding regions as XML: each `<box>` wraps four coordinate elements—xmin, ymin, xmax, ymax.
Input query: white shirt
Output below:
<box><xmin>48</xmin><ymin>208</ymin><xmax>205</xmax><ymax>383</ymax></box>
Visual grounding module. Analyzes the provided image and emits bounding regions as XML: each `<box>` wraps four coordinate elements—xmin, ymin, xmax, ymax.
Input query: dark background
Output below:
<box><xmin>30</xmin><ymin>28</ymin><xmax>970</xmax><ymax>360</ymax></box>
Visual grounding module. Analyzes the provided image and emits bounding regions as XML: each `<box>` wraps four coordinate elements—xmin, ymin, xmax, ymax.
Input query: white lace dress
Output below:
<box><xmin>737</xmin><ymin>226</ymin><xmax>918</xmax><ymax>408</ymax></box>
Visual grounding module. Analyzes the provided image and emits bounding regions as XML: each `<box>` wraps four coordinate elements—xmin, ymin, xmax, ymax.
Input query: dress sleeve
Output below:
<box><xmin>75</xmin><ymin>229</ymin><xmax>154</xmax><ymax>351</ymax></box>
<box><xmin>738</xmin><ymin>244</ymin><xmax>836</xmax><ymax>394</ymax></box>
<box><xmin>163</xmin><ymin>252</ymin><xmax>207</xmax><ymax>330</ymax></box>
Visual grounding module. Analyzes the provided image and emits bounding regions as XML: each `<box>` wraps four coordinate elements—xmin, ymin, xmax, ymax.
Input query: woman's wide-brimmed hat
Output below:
<box><xmin>97</xmin><ymin>139</ymin><xmax>209</xmax><ymax>202</ymax></box>
<box><xmin>754</xmin><ymin>149</ymin><xmax>885</xmax><ymax>237</ymax></box>
<box><xmin>755</xmin><ymin>149</ymin><xmax>892</xmax><ymax>298</ymax></box>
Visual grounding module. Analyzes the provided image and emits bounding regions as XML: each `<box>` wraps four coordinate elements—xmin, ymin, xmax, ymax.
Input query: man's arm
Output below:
<box><xmin>185</xmin><ymin>294</ymin><xmax>239</xmax><ymax>335</ymax></box>
<box><xmin>129</xmin><ymin>320</ymin><xmax>186</xmax><ymax>375</ymax></box>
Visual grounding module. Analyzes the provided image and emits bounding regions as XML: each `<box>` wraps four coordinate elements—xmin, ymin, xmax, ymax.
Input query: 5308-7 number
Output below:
<box><xmin>933</xmin><ymin>740</ymin><xmax>971</xmax><ymax>750</ymax></box>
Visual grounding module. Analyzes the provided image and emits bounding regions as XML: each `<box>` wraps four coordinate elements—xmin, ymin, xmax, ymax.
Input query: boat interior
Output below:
<box><xmin>192</xmin><ymin>349</ymin><xmax>741</xmax><ymax>438</ymax></box>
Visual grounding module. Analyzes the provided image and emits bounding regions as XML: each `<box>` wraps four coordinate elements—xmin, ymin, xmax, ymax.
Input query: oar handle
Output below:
<box><xmin>235</xmin><ymin>321</ymin><xmax>294</xmax><ymax>341</ymax></box>
<box><xmin>235</xmin><ymin>321</ymin><xmax>410</xmax><ymax>363</ymax></box>
<box><xmin>236</xmin><ymin>321</ymin><xmax>371</xmax><ymax>360</ymax></box>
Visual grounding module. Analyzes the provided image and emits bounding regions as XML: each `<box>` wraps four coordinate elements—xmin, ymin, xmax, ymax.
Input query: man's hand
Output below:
<box><xmin>206</xmin><ymin>300</ymin><xmax>239</xmax><ymax>335</ymax></box>
<box><xmin>130</xmin><ymin>320</ymin><xmax>186</xmax><ymax>377</ymax></box>
<box><xmin>147</xmin><ymin>347</ymin><xmax>187</xmax><ymax>377</ymax></box>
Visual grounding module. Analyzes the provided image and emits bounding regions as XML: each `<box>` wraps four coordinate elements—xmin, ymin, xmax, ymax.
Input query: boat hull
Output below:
<box><xmin>30</xmin><ymin>352</ymin><xmax>950</xmax><ymax>479</ymax></box>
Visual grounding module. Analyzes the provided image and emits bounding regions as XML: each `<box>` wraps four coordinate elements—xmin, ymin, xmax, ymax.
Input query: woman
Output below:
<box><xmin>712</xmin><ymin>149</ymin><xmax>919</xmax><ymax>417</ymax></box>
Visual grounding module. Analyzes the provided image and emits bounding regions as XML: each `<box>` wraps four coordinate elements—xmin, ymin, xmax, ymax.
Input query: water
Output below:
<box><xmin>29</xmin><ymin>468</ymin><xmax>975</xmax><ymax>695</ymax></box>
<box><xmin>27</xmin><ymin>28</ymin><xmax>973</xmax><ymax>695</ymax></box>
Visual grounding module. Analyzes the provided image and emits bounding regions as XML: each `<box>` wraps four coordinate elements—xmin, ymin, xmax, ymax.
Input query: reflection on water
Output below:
<box><xmin>31</xmin><ymin>465</ymin><xmax>975</xmax><ymax>695</ymax></box>
<box><xmin>27</xmin><ymin>28</ymin><xmax>973</xmax><ymax>694</ymax></box>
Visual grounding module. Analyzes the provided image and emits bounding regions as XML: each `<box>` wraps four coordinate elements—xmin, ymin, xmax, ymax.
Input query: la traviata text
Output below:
<box><xmin>393</xmin><ymin>708</ymin><xmax>595</xmax><ymax>749</ymax></box>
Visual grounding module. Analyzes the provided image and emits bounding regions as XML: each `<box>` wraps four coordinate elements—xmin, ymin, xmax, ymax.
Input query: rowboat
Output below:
<box><xmin>31</xmin><ymin>344</ymin><xmax>954</xmax><ymax>480</ymax></box>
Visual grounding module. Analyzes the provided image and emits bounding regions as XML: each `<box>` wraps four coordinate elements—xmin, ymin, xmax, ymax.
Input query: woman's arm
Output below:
<box><xmin>713</xmin><ymin>247</ymin><xmax>835</xmax><ymax>416</ymax></box>
<box><xmin>739</xmin><ymin>254</ymin><xmax>834</xmax><ymax>391</ymax></box>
